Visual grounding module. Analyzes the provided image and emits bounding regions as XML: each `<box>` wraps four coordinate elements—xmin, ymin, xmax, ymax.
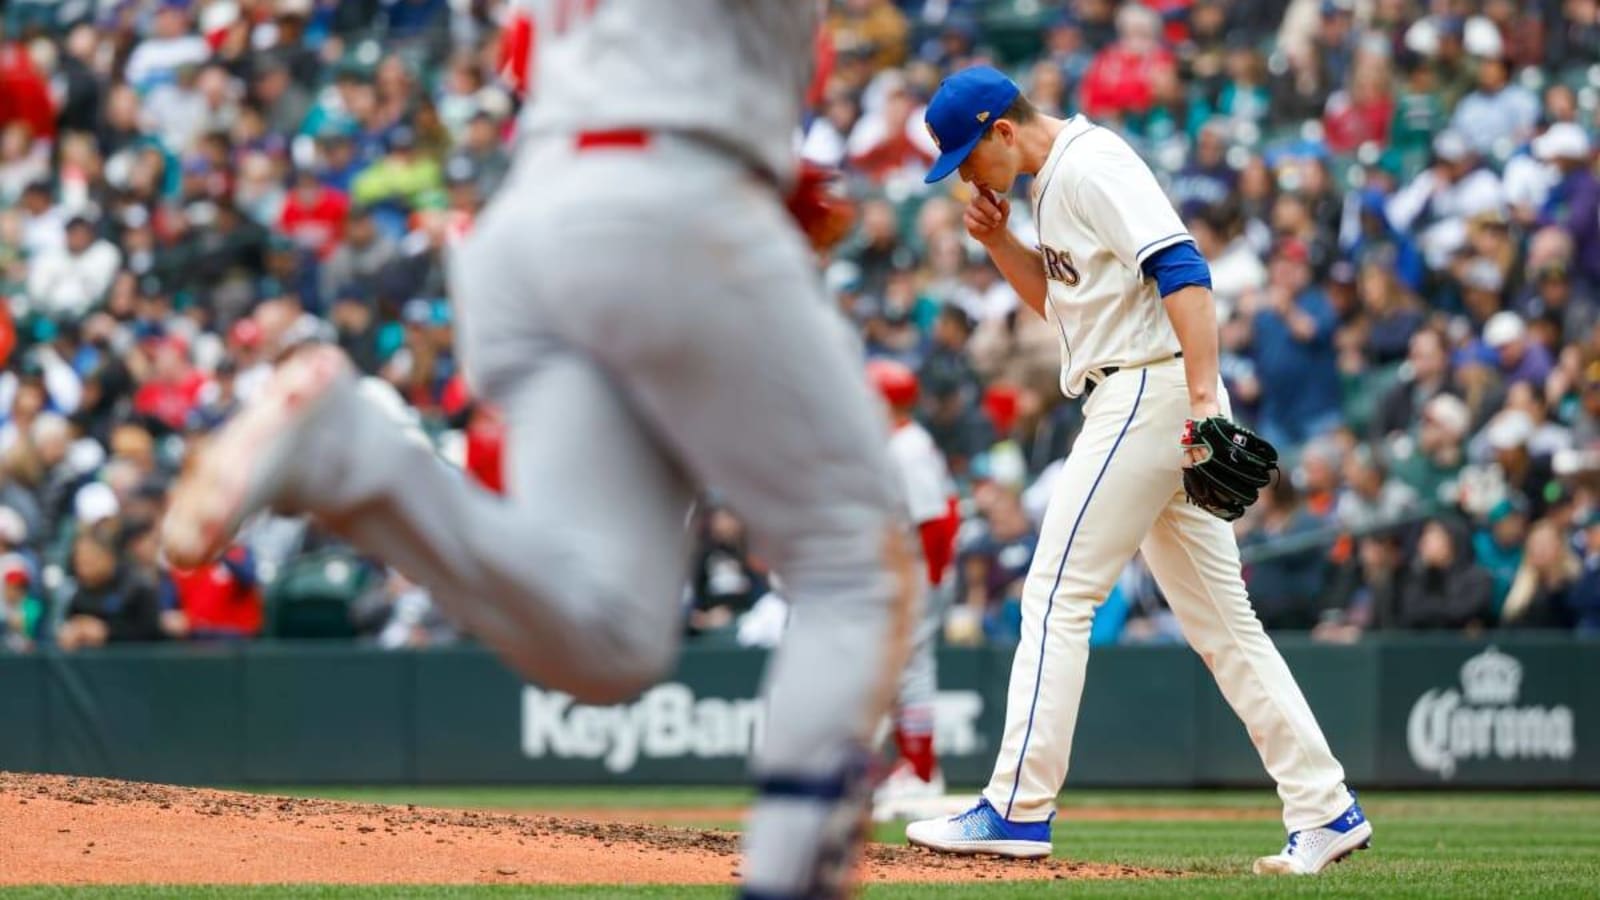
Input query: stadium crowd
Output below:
<box><xmin>2</xmin><ymin>0</ymin><xmax>1599</xmax><ymax>655</ymax></box>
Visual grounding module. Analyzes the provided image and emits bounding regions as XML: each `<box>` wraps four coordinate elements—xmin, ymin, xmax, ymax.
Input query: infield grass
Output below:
<box><xmin>3</xmin><ymin>789</ymin><xmax>1595</xmax><ymax>898</ymax></box>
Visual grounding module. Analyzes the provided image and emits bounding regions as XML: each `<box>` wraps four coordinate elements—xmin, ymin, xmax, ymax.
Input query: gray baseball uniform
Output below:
<box><xmin>268</xmin><ymin>2</ymin><xmax>912</xmax><ymax>896</ymax></box>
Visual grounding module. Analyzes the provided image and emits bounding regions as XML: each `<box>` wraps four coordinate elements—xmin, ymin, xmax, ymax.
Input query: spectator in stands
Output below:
<box><xmin>924</xmin><ymin>379</ymin><xmax>994</xmax><ymax>484</ymax></box>
<box><xmin>56</xmin><ymin>521</ymin><xmax>164</xmax><ymax>649</ymax></box>
<box><xmin>124</xmin><ymin>1</ymin><xmax>210</xmax><ymax>96</ymax></box>
<box><xmin>187</xmin><ymin>357</ymin><xmax>241</xmax><ymax>433</ymax></box>
<box><xmin>0</xmin><ymin>554</ymin><xmax>40</xmax><ymax>651</ymax></box>
<box><xmin>1346</xmin><ymin>189</ymin><xmax>1425</xmax><ymax>294</ymax></box>
<box><xmin>1043</xmin><ymin>12</ymin><xmax>1095</xmax><ymax>88</ymax></box>
<box><xmin>10</xmin><ymin>411</ymin><xmax>83</xmax><ymax>543</ymax></box>
<box><xmin>845</xmin><ymin>198</ymin><xmax>914</xmax><ymax>303</ymax></box>
<box><xmin>802</xmin><ymin>86</ymin><xmax>862</xmax><ymax>170</ymax></box>
<box><xmin>1356</xmin><ymin>262</ymin><xmax>1424</xmax><ymax>367</ymax></box>
<box><xmin>1571</xmin><ymin>512</ymin><xmax>1600</xmax><ymax>634</ymax></box>
<box><xmin>1532</xmin><ymin>123</ymin><xmax>1600</xmax><ymax>286</ymax></box>
<box><xmin>0</xmin><ymin>122</ymin><xmax>49</xmax><ymax>208</ymax></box>
<box><xmin>25</xmin><ymin>215</ymin><xmax>119</xmax><ymax>320</ymax></box>
<box><xmin>1337</xmin><ymin>445</ymin><xmax>1419</xmax><ymax>531</ymax></box>
<box><xmin>1079</xmin><ymin>3</ymin><xmax>1175</xmax><ymax>122</ymax></box>
<box><xmin>1389</xmin><ymin>53</ymin><xmax>1445</xmax><ymax>174</ymax></box>
<box><xmin>1500</xmin><ymin>518</ymin><xmax>1581</xmax><ymax>628</ymax></box>
<box><xmin>250</xmin><ymin>53</ymin><xmax>310</xmax><ymax>140</ymax></box>
<box><xmin>166</xmin><ymin>543</ymin><xmax>263</xmax><ymax>642</ymax></box>
<box><xmin>1504</xmin><ymin>380</ymin><xmax>1574</xmax><ymax>456</ymax></box>
<box><xmin>1171</xmin><ymin>125</ymin><xmax>1236</xmax><ymax>220</ymax></box>
<box><xmin>1381</xmin><ymin>519</ymin><xmax>1494</xmax><ymax>631</ymax></box>
<box><xmin>1520</xmin><ymin>252</ymin><xmax>1597</xmax><ymax>345</ymax></box>
<box><xmin>1388</xmin><ymin>392</ymin><xmax>1471</xmax><ymax>508</ymax></box>
<box><xmin>1026</xmin><ymin>60</ymin><xmax>1070</xmax><ymax>120</ymax></box>
<box><xmin>1474</xmin><ymin>498</ymin><xmax>1529</xmax><ymax>615</ymax></box>
<box><xmin>452</xmin><ymin>110</ymin><xmax>510</xmax><ymax>199</ymax></box>
<box><xmin>918</xmin><ymin>304</ymin><xmax>980</xmax><ymax>408</ymax></box>
<box><xmin>0</xmin><ymin>353</ymin><xmax>80</xmax><ymax>458</ymax></box>
<box><xmin>1483</xmin><ymin>311</ymin><xmax>1555</xmax><ymax>389</ymax></box>
<box><xmin>1570</xmin><ymin>360</ymin><xmax>1600</xmax><ymax>446</ymax></box>
<box><xmin>1179</xmin><ymin>0</ymin><xmax>1229</xmax><ymax>91</ymax></box>
<box><xmin>1548</xmin><ymin>0</ymin><xmax>1600</xmax><ymax>69</ymax></box>
<box><xmin>351</xmin><ymin>127</ymin><xmax>441</xmax><ymax>216</ymax></box>
<box><xmin>1481</xmin><ymin>410</ymin><xmax>1558</xmax><ymax>518</ymax></box>
<box><xmin>279</xmin><ymin>167</ymin><xmax>350</xmax><ymax>262</ymax></box>
<box><xmin>320</xmin><ymin>205</ymin><xmax>397</xmax><ymax>306</ymax></box>
<box><xmin>1197</xmin><ymin>45</ymin><xmax>1273</xmax><ymax>142</ymax></box>
<box><xmin>687</xmin><ymin>505</ymin><xmax>768</xmax><ymax>639</ymax></box>
<box><xmin>1247</xmin><ymin>238</ymin><xmax>1342</xmax><ymax>447</ymax></box>
<box><xmin>1193</xmin><ymin>203</ymin><xmax>1265</xmax><ymax>321</ymax></box>
<box><xmin>1311</xmin><ymin>0</ymin><xmax>1359</xmax><ymax>95</ymax></box>
<box><xmin>132</xmin><ymin>338</ymin><xmax>204</xmax><ymax>435</ymax></box>
<box><xmin>1323</xmin><ymin>49</ymin><xmax>1394</xmax><ymax>154</ymax></box>
<box><xmin>15</xmin><ymin>179</ymin><xmax>64</xmax><ymax>259</ymax></box>
<box><xmin>1386</xmin><ymin>131</ymin><xmax>1504</xmax><ymax>272</ymax></box>
<box><xmin>829</xmin><ymin>0</ymin><xmax>908</xmax><ymax>74</ymax></box>
<box><xmin>1449</xmin><ymin>55</ymin><xmax>1539</xmax><ymax>156</ymax></box>
<box><xmin>356</xmin><ymin>569</ymin><xmax>460</xmax><ymax>649</ymax></box>
<box><xmin>1242</xmin><ymin>477</ymin><xmax>1329</xmax><ymax>630</ymax></box>
<box><xmin>959</xmin><ymin>485</ymin><xmax>1038</xmax><ymax>644</ymax></box>
<box><xmin>847</xmin><ymin>74</ymin><xmax>936</xmax><ymax>184</ymax></box>
<box><xmin>1316</xmin><ymin>531</ymin><xmax>1404</xmax><ymax>643</ymax></box>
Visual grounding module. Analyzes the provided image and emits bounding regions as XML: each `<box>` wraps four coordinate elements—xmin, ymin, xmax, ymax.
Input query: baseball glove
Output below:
<box><xmin>786</xmin><ymin>161</ymin><xmax>856</xmax><ymax>253</ymax></box>
<box><xmin>1180</xmin><ymin>416</ymin><xmax>1279</xmax><ymax>521</ymax></box>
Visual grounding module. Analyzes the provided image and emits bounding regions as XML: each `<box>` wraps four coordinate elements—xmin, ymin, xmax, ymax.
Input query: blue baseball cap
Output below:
<box><xmin>923</xmin><ymin>66</ymin><xmax>1022</xmax><ymax>184</ymax></box>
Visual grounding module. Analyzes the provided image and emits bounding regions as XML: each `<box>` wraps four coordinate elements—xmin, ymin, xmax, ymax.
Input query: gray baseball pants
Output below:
<box><xmin>287</xmin><ymin>134</ymin><xmax>913</xmax><ymax>897</ymax></box>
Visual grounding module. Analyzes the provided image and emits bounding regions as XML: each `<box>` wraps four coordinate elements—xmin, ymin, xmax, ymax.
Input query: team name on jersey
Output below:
<box><xmin>1041</xmin><ymin>244</ymin><xmax>1081</xmax><ymax>286</ymax></box>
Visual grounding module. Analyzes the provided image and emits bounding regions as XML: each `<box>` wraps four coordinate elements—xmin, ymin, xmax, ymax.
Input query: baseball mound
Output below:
<box><xmin>0</xmin><ymin>773</ymin><xmax>1166</xmax><ymax>886</ymax></box>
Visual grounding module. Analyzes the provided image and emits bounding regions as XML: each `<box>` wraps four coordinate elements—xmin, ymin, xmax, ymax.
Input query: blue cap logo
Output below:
<box><xmin>923</xmin><ymin>66</ymin><xmax>1021</xmax><ymax>184</ymax></box>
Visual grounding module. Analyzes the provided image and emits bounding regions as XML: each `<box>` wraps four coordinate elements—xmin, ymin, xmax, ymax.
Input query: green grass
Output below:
<box><xmin>247</xmin><ymin>784</ymin><xmax>754</xmax><ymax>810</ymax></box>
<box><xmin>5</xmin><ymin>790</ymin><xmax>1597</xmax><ymax>898</ymax></box>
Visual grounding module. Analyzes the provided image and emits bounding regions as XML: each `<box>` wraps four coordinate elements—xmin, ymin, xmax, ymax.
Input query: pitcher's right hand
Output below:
<box><xmin>965</xmin><ymin>187</ymin><xmax>1011</xmax><ymax>246</ymax></box>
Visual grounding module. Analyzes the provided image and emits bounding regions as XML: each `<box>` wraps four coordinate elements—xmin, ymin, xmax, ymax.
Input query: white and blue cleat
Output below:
<box><xmin>1253</xmin><ymin>796</ymin><xmax>1374</xmax><ymax>875</ymax></box>
<box><xmin>904</xmin><ymin>797</ymin><xmax>1053</xmax><ymax>859</ymax></box>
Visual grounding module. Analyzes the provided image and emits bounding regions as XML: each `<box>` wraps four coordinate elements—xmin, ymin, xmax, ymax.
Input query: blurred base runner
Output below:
<box><xmin>164</xmin><ymin>96</ymin><xmax>911</xmax><ymax>900</ymax></box>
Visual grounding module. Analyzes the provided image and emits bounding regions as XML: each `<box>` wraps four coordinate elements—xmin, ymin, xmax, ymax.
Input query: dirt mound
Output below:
<box><xmin>0</xmin><ymin>773</ymin><xmax>1166</xmax><ymax>886</ymax></box>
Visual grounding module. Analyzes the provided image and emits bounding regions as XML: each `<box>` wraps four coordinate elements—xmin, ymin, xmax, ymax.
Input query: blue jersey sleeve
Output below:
<box><xmin>1140</xmin><ymin>241</ymin><xmax>1212</xmax><ymax>298</ymax></box>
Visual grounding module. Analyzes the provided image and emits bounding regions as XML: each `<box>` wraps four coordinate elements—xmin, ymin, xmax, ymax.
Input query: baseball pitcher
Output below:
<box><xmin>904</xmin><ymin>66</ymin><xmax>1373</xmax><ymax>876</ymax></box>
<box><xmin>162</xmin><ymin>3</ymin><xmax>912</xmax><ymax>897</ymax></box>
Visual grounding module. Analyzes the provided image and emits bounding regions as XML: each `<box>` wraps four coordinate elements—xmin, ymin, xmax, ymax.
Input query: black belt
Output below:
<box><xmin>1083</xmin><ymin>352</ymin><xmax>1183</xmax><ymax>399</ymax></box>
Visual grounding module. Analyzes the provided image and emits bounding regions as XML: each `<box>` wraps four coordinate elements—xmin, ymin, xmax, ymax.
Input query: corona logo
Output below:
<box><xmin>1407</xmin><ymin>647</ymin><xmax>1574</xmax><ymax>780</ymax></box>
<box><xmin>1460</xmin><ymin>646</ymin><xmax>1521</xmax><ymax>705</ymax></box>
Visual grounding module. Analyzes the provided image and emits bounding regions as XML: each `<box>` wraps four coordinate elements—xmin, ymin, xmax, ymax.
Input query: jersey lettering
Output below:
<box><xmin>1041</xmin><ymin>245</ymin><xmax>1081</xmax><ymax>286</ymax></box>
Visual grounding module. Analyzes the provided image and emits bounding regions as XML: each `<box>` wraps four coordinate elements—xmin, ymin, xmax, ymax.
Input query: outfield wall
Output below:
<box><xmin>0</xmin><ymin>637</ymin><xmax>1594</xmax><ymax>787</ymax></box>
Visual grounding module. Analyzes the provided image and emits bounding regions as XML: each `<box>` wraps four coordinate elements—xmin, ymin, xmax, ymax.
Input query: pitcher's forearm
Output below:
<box><xmin>1164</xmin><ymin>285</ymin><xmax>1221</xmax><ymax>416</ymax></box>
<box><xmin>985</xmin><ymin>233</ymin><xmax>1049</xmax><ymax>319</ymax></box>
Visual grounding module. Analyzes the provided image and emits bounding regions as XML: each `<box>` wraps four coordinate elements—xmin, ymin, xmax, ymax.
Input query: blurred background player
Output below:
<box><xmin>867</xmin><ymin>358</ymin><xmax>961</xmax><ymax>821</ymax></box>
<box><xmin>161</xmin><ymin>3</ymin><xmax>909</xmax><ymax>899</ymax></box>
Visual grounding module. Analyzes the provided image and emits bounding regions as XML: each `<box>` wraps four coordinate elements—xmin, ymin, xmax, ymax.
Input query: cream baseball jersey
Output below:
<box><xmin>512</xmin><ymin>0</ymin><xmax>815</xmax><ymax>184</ymax></box>
<box><xmin>1030</xmin><ymin>116</ymin><xmax>1192</xmax><ymax>398</ymax></box>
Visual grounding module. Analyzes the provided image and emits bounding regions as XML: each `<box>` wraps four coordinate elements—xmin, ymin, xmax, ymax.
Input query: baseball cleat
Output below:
<box><xmin>871</xmin><ymin>762</ymin><xmax>946</xmax><ymax>822</ymax></box>
<box><xmin>1253</xmin><ymin>796</ymin><xmax>1373</xmax><ymax>875</ymax></box>
<box><xmin>163</xmin><ymin>345</ymin><xmax>352</xmax><ymax>570</ymax></box>
<box><xmin>904</xmin><ymin>797</ymin><xmax>1052</xmax><ymax>858</ymax></box>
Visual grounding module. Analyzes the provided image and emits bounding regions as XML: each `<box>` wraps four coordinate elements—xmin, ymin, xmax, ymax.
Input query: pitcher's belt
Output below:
<box><xmin>1083</xmin><ymin>352</ymin><xmax>1184</xmax><ymax>399</ymax></box>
